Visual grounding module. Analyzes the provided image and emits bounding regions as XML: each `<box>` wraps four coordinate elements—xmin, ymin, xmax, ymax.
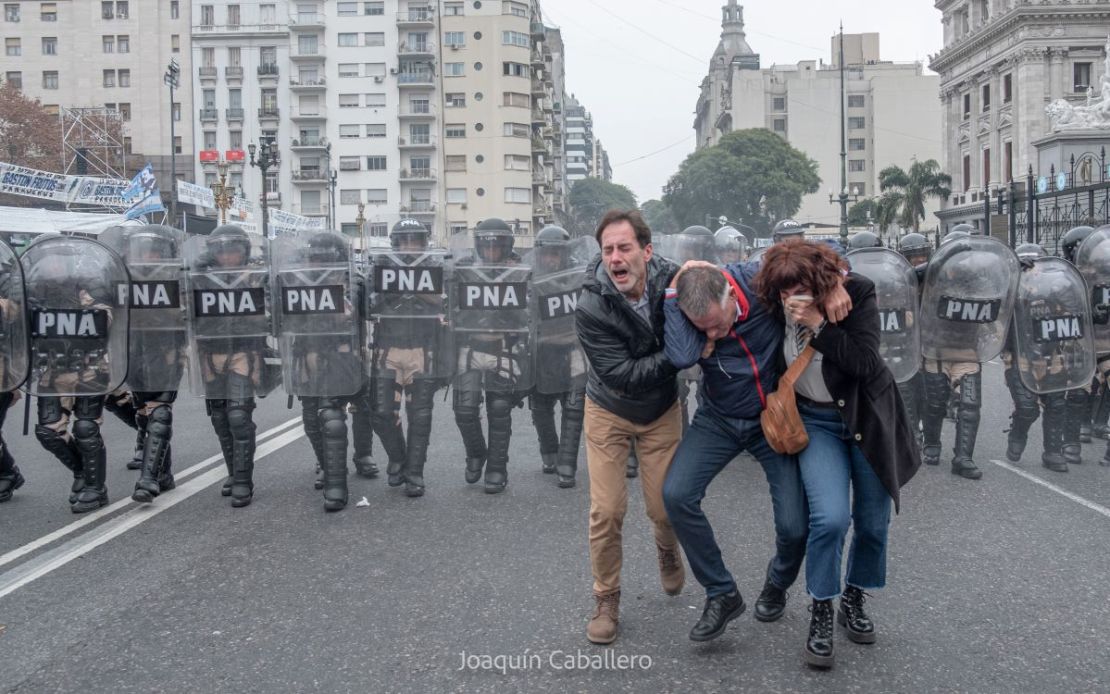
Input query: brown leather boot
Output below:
<box><xmin>658</xmin><ymin>543</ymin><xmax>685</xmax><ymax>596</ymax></box>
<box><xmin>586</xmin><ymin>590</ymin><xmax>620</xmax><ymax>644</ymax></box>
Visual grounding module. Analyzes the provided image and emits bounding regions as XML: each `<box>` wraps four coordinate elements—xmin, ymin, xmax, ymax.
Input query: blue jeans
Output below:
<box><xmin>798</xmin><ymin>403</ymin><xmax>892</xmax><ymax>601</ymax></box>
<box><xmin>663</xmin><ymin>406</ymin><xmax>809</xmax><ymax>598</ymax></box>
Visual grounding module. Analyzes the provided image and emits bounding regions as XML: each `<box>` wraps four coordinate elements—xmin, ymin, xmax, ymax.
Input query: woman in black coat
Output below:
<box><xmin>756</xmin><ymin>239</ymin><xmax>920</xmax><ymax>670</ymax></box>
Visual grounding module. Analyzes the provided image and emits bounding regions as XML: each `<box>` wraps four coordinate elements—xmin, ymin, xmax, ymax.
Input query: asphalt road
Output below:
<box><xmin>1</xmin><ymin>362</ymin><xmax>1108</xmax><ymax>693</ymax></box>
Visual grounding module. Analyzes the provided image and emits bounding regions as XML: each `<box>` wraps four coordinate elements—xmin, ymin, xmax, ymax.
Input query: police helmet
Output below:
<box><xmin>1014</xmin><ymin>243</ymin><xmax>1047</xmax><ymax>261</ymax></box>
<box><xmin>772</xmin><ymin>219</ymin><xmax>805</xmax><ymax>243</ymax></box>
<box><xmin>208</xmin><ymin>224</ymin><xmax>252</xmax><ymax>261</ymax></box>
<box><xmin>1060</xmin><ymin>225</ymin><xmax>1095</xmax><ymax>264</ymax></box>
<box><xmin>390</xmin><ymin>218</ymin><xmax>430</xmax><ymax>250</ymax></box>
<box><xmin>714</xmin><ymin>227</ymin><xmax>747</xmax><ymax>260</ymax></box>
<box><xmin>474</xmin><ymin>217</ymin><xmax>515</xmax><ymax>262</ymax></box>
<box><xmin>847</xmin><ymin>231</ymin><xmax>882</xmax><ymax>250</ymax></box>
<box><xmin>307</xmin><ymin>232</ymin><xmax>349</xmax><ymax>264</ymax></box>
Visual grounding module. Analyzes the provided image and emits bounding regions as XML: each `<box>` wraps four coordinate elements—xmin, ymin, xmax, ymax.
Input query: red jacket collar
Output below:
<box><xmin>721</xmin><ymin>269</ymin><xmax>751</xmax><ymax>323</ymax></box>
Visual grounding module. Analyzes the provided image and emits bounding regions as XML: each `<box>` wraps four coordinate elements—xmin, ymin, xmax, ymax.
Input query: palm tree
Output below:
<box><xmin>878</xmin><ymin>159</ymin><xmax>952</xmax><ymax>233</ymax></box>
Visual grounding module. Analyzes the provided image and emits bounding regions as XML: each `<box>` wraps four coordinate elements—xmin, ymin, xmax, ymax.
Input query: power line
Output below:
<box><xmin>642</xmin><ymin>0</ymin><xmax>830</xmax><ymax>55</ymax></box>
<box><xmin>613</xmin><ymin>135</ymin><xmax>696</xmax><ymax>167</ymax></box>
<box><xmin>582</xmin><ymin>0</ymin><xmax>707</xmax><ymax>65</ymax></box>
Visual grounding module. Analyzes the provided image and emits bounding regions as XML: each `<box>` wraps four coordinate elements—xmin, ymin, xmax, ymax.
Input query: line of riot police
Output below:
<box><xmin>0</xmin><ymin>217</ymin><xmax>599</xmax><ymax>514</ymax></box>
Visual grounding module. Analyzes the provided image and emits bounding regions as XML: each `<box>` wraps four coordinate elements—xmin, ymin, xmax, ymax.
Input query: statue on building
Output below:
<box><xmin>1047</xmin><ymin>35</ymin><xmax>1110</xmax><ymax>131</ymax></box>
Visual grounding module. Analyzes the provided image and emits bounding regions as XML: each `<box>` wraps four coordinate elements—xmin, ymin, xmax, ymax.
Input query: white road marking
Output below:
<box><xmin>991</xmin><ymin>459</ymin><xmax>1110</xmax><ymax>520</ymax></box>
<box><xmin>0</xmin><ymin>416</ymin><xmax>302</xmax><ymax>572</ymax></box>
<box><xmin>0</xmin><ymin>426</ymin><xmax>304</xmax><ymax>600</ymax></box>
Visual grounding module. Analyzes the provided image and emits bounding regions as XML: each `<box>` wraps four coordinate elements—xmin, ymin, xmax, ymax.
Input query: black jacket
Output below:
<box><xmin>775</xmin><ymin>273</ymin><xmax>921</xmax><ymax>511</ymax></box>
<box><xmin>575</xmin><ymin>254</ymin><xmax>679</xmax><ymax>424</ymax></box>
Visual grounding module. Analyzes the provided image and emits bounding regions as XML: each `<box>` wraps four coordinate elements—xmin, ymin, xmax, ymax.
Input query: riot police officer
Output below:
<box><xmin>529</xmin><ymin>225</ymin><xmax>593</xmax><ymax>488</ymax></box>
<box><xmin>449</xmin><ymin>218</ymin><xmax>533</xmax><ymax>493</ymax></box>
<box><xmin>101</xmin><ymin>224</ymin><xmax>188</xmax><ymax>503</ymax></box>
<box><xmin>847</xmin><ymin>230</ymin><xmax>883</xmax><ymax>250</ymax></box>
<box><xmin>0</xmin><ymin>238</ymin><xmax>28</xmax><ymax>503</ymax></box>
<box><xmin>713</xmin><ymin>226</ymin><xmax>748</xmax><ymax>265</ymax></box>
<box><xmin>23</xmin><ymin>236</ymin><xmax>129</xmax><ymax>512</ymax></box>
<box><xmin>368</xmin><ymin>219</ymin><xmax>450</xmax><ymax>497</ymax></box>
<box><xmin>186</xmin><ymin>224</ymin><xmax>274</xmax><ymax>508</ymax></box>
<box><xmin>772</xmin><ymin>219</ymin><xmax>806</xmax><ymax>244</ymax></box>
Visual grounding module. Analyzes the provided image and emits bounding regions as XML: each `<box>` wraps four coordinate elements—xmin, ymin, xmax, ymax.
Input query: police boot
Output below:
<box><xmin>1064</xmin><ymin>390</ymin><xmax>1088</xmax><ymax>464</ymax></box>
<box><xmin>72</xmin><ymin>438</ymin><xmax>108</xmax><ymax>513</ymax></box>
<box><xmin>132</xmin><ymin>406</ymin><xmax>172</xmax><ymax>503</ymax></box>
<box><xmin>896</xmin><ymin>379</ymin><xmax>923</xmax><ymax>449</ymax></box>
<box><xmin>349</xmin><ymin>397</ymin><xmax>378</xmax><ymax>479</ymax></box>
<box><xmin>159</xmin><ymin>444</ymin><xmax>176</xmax><ymax>492</ymax></box>
<box><xmin>454</xmin><ymin>387</ymin><xmax>487</xmax><ymax>484</ymax></box>
<box><xmin>529</xmin><ymin>393</ymin><xmax>559</xmax><ymax>474</ymax></box>
<box><xmin>0</xmin><ymin>443</ymin><xmax>23</xmax><ymax>503</ymax></box>
<box><xmin>1004</xmin><ymin>366</ymin><xmax>1039</xmax><ymax>463</ymax></box>
<box><xmin>319</xmin><ymin>407</ymin><xmax>348</xmax><ymax>512</ymax></box>
<box><xmin>1091</xmin><ymin>388</ymin><xmax>1110</xmax><ymax>439</ymax></box>
<box><xmin>227</xmin><ymin>403</ymin><xmax>256</xmax><ymax>508</ymax></box>
<box><xmin>484</xmin><ymin>395</ymin><xmax>513</xmax><ymax>494</ymax></box>
<box><xmin>402</xmin><ymin>381</ymin><xmax>436</xmax><ymax>498</ymax></box>
<box><xmin>1039</xmin><ymin>394</ymin><xmax>1068</xmax><ymax>472</ymax></box>
<box><xmin>556</xmin><ymin>390</ymin><xmax>584</xmax><ymax>489</ymax></box>
<box><xmin>301</xmin><ymin>398</ymin><xmax>326</xmax><ymax>490</ymax></box>
<box><xmin>126</xmin><ymin>413</ymin><xmax>147</xmax><ymax>470</ymax></box>
<box><xmin>951</xmin><ymin>373</ymin><xmax>983</xmax><ymax>480</ymax></box>
<box><xmin>372</xmin><ymin>408</ymin><xmax>407</xmax><ymax>488</ymax></box>
<box><xmin>209</xmin><ymin>403</ymin><xmax>236</xmax><ymax>497</ymax></box>
<box><xmin>921</xmin><ymin>372</ymin><xmax>950</xmax><ymax>466</ymax></box>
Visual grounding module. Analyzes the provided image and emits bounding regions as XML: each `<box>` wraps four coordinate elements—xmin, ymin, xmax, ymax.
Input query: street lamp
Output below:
<box><xmin>211</xmin><ymin>162</ymin><xmax>233</xmax><ymax>225</ymax></box>
<box><xmin>325</xmin><ymin>142</ymin><xmax>338</xmax><ymax>230</ymax></box>
<box><xmin>249</xmin><ymin>139</ymin><xmax>278</xmax><ymax>237</ymax></box>
<box><xmin>163</xmin><ymin>58</ymin><xmax>180</xmax><ymax>225</ymax></box>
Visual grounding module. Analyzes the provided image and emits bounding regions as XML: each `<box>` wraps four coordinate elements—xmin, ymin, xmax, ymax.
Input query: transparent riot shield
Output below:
<box><xmin>714</xmin><ymin>227</ymin><xmax>748</xmax><ymax>266</ymax></box>
<box><xmin>1013</xmin><ymin>257</ymin><xmax>1096</xmax><ymax>394</ymax></box>
<box><xmin>1075</xmin><ymin>227</ymin><xmax>1110</xmax><ymax>355</ymax></box>
<box><xmin>366</xmin><ymin>246</ymin><xmax>452</xmax><ymax>385</ymax></box>
<box><xmin>448</xmin><ymin>230</ymin><xmax>533</xmax><ymax>393</ymax></box>
<box><xmin>100</xmin><ymin>224</ymin><xmax>188</xmax><ymax>393</ymax></box>
<box><xmin>271</xmin><ymin>231</ymin><xmax>362</xmax><ymax>398</ymax></box>
<box><xmin>21</xmin><ymin>236</ymin><xmax>129</xmax><ymax>396</ymax></box>
<box><xmin>184</xmin><ymin>231</ymin><xmax>275</xmax><ymax>399</ymax></box>
<box><xmin>0</xmin><ymin>239</ymin><xmax>28</xmax><ymax>393</ymax></box>
<box><xmin>847</xmin><ymin>248</ymin><xmax>920</xmax><ymax>383</ymax></box>
<box><xmin>529</xmin><ymin>237</ymin><xmax>596</xmax><ymax>394</ymax></box>
<box><xmin>919</xmin><ymin>236</ymin><xmax>1019</xmax><ymax>363</ymax></box>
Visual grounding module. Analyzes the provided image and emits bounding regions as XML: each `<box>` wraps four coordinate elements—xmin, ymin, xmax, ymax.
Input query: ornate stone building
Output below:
<box><xmin>693</xmin><ymin>0</ymin><xmax>760</xmax><ymax>149</ymax></box>
<box><xmin>929</xmin><ymin>0</ymin><xmax>1110</xmax><ymax>231</ymax></box>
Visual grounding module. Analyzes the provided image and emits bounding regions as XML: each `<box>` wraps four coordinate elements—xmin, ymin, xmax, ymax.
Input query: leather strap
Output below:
<box><xmin>781</xmin><ymin>345</ymin><xmax>815</xmax><ymax>388</ymax></box>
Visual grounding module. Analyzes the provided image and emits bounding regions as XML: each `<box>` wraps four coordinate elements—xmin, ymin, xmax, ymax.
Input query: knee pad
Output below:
<box><xmin>37</xmin><ymin>397</ymin><xmax>66</xmax><ymax>428</ymax></box>
<box><xmin>487</xmin><ymin>395</ymin><xmax>513</xmax><ymax>421</ymax></box>
<box><xmin>147</xmin><ymin>404</ymin><xmax>173</xmax><ymax>438</ymax></box>
<box><xmin>34</xmin><ymin>423</ymin><xmax>66</xmax><ymax>449</ymax></box>
<box><xmin>225</xmin><ymin>401</ymin><xmax>256</xmax><ymax>435</ymax></box>
<box><xmin>71</xmin><ymin>417</ymin><xmax>101</xmax><ymax>444</ymax></box>
<box><xmin>958</xmin><ymin>371</ymin><xmax>981</xmax><ymax>409</ymax></box>
<box><xmin>453</xmin><ymin>385</ymin><xmax>482</xmax><ymax>412</ymax></box>
<box><xmin>319</xmin><ymin>407</ymin><xmax>347</xmax><ymax>438</ymax></box>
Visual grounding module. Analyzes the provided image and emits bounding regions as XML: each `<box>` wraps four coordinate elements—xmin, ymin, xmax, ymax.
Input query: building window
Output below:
<box><xmin>226</xmin><ymin>4</ymin><xmax>239</xmax><ymax>26</ymax></box>
<box><xmin>118</xmin><ymin>102</ymin><xmax>130</xmax><ymax>121</ymax></box>
<box><xmin>229</xmin><ymin>130</ymin><xmax>242</xmax><ymax>149</ymax></box>
<box><xmin>772</xmin><ymin>97</ymin><xmax>785</xmax><ymax>112</ymax></box>
<box><xmin>4</xmin><ymin>38</ymin><xmax>18</xmax><ymax>56</ymax></box>
<box><xmin>199</xmin><ymin>4</ymin><xmax>213</xmax><ymax>25</ymax></box>
<box><xmin>364</xmin><ymin>63</ymin><xmax>386</xmax><ymax>78</ymax></box>
<box><xmin>338</xmin><ymin>33</ymin><xmax>358</xmax><ymax>47</ymax></box>
<box><xmin>445</xmin><ymin>31</ymin><xmax>465</xmax><ymax>47</ymax></box>
<box><xmin>848</xmin><ymin>94</ymin><xmax>865</xmax><ymax>108</ymax></box>
<box><xmin>409</xmin><ymin>98</ymin><xmax>430</xmax><ymax>113</ymax></box>
<box><xmin>504</xmin><ymin>1</ymin><xmax>527</xmax><ymax>18</ymax></box>
<box><xmin>982</xmin><ymin>147</ymin><xmax>990</xmax><ymax>187</ymax></box>
<box><xmin>963</xmin><ymin>93</ymin><xmax>971</xmax><ymax>119</ymax></box>
<box><xmin>4</xmin><ymin>71</ymin><xmax>21</xmax><ymax>89</ymax></box>
<box><xmin>171</xmin><ymin>35</ymin><xmax>180</xmax><ymax>52</ymax></box>
<box><xmin>446</xmin><ymin>92</ymin><xmax>466</xmax><ymax>107</ymax></box>
<box><xmin>502</xmin><ymin>31</ymin><xmax>529</xmax><ymax>48</ymax></box>
<box><xmin>505</xmin><ymin>187</ymin><xmax>531</xmax><ymax>204</ymax></box>
<box><xmin>170</xmin><ymin>1</ymin><xmax>179</xmax><ymax>19</ymax></box>
<box><xmin>502</xmin><ymin>62</ymin><xmax>527</xmax><ymax>77</ymax></box>
<box><xmin>847</xmin><ymin>116</ymin><xmax>865</xmax><ymax>130</ymax></box>
<box><xmin>445</xmin><ymin>123</ymin><xmax>466</xmax><ymax>138</ymax></box>
<box><xmin>446</xmin><ymin>155</ymin><xmax>466</xmax><ymax>172</ymax></box>
<box><xmin>338</xmin><ymin>63</ymin><xmax>360</xmax><ymax>78</ymax></box>
<box><xmin>115</xmin><ymin>1</ymin><xmax>128</xmax><ymax>19</ymax></box>
<box><xmin>174</xmin><ymin>136</ymin><xmax>182</xmax><ymax>154</ymax></box>
<box><xmin>339</xmin><ymin>93</ymin><xmax>360</xmax><ymax>108</ymax></box>
<box><xmin>447</xmin><ymin>188</ymin><xmax>467</xmax><ymax>204</ymax></box>
<box><xmin>366</xmin><ymin>93</ymin><xmax>387</xmax><ymax>107</ymax></box>
<box><xmin>339</xmin><ymin>156</ymin><xmax>361</xmax><ymax>171</ymax></box>
<box><xmin>337</xmin><ymin>2</ymin><xmax>357</xmax><ymax>16</ymax></box>
<box><xmin>504</xmin><ymin>154</ymin><xmax>529</xmax><ymax>170</ymax></box>
<box><xmin>981</xmin><ymin>84</ymin><xmax>990</xmax><ymax>112</ymax></box>
<box><xmin>772</xmin><ymin>118</ymin><xmax>786</xmax><ymax>133</ymax></box>
<box><xmin>260</xmin><ymin>3</ymin><xmax>275</xmax><ymax>25</ymax></box>
<box><xmin>851</xmin><ymin>183</ymin><xmax>866</xmax><ymax>197</ymax></box>
<box><xmin>118</xmin><ymin>69</ymin><xmax>129</xmax><ymax>87</ymax></box>
<box><xmin>366</xmin><ymin>124</ymin><xmax>386</xmax><ymax>138</ymax></box>
<box><xmin>445</xmin><ymin>62</ymin><xmax>464</xmax><ymax>77</ymax></box>
<box><xmin>339</xmin><ymin>124</ymin><xmax>360</xmax><ymax>138</ymax></box>
<box><xmin>503</xmin><ymin>122</ymin><xmax>529</xmax><ymax>138</ymax></box>
<box><xmin>1074</xmin><ymin>62</ymin><xmax>1092</xmax><ymax>92</ymax></box>
<box><xmin>3</xmin><ymin>3</ymin><xmax>18</xmax><ymax>21</ymax></box>
<box><xmin>367</xmin><ymin>189</ymin><xmax>387</xmax><ymax>204</ymax></box>
<box><xmin>445</xmin><ymin>2</ymin><xmax>464</xmax><ymax>16</ymax></box>
<box><xmin>103</xmin><ymin>70</ymin><xmax>116</xmax><ymax>88</ymax></box>
<box><xmin>42</xmin><ymin>71</ymin><xmax>58</xmax><ymax>89</ymax></box>
<box><xmin>340</xmin><ymin>189</ymin><xmax>361</xmax><ymax>205</ymax></box>
<box><xmin>502</xmin><ymin>91</ymin><xmax>529</xmax><ymax>108</ymax></box>
<box><xmin>102</xmin><ymin>35</ymin><xmax>114</xmax><ymax>53</ymax></box>
<box><xmin>364</xmin><ymin>2</ymin><xmax>384</xmax><ymax>16</ymax></box>
<box><xmin>366</xmin><ymin>156</ymin><xmax>386</xmax><ymax>170</ymax></box>
<box><xmin>117</xmin><ymin>35</ymin><xmax>129</xmax><ymax>53</ymax></box>
<box><xmin>962</xmin><ymin>153</ymin><xmax>971</xmax><ymax>192</ymax></box>
<box><xmin>1003</xmin><ymin>141</ymin><xmax>1013</xmax><ymax>184</ymax></box>
<box><xmin>849</xmin><ymin>138</ymin><xmax>866</xmax><ymax>151</ymax></box>
<box><xmin>368</xmin><ymin>222</ymin><xmax>388</xmax><ymax>237</ymax></box>
<box><xmin>41</xmin><ymin>3</ymin><xmax>57</xmax><ymax>22</ymax></box>
<box><xmin>848</xmin><ymin>159</ymin><xmax>866</xmax><ymax>173</ymax></box>
<box><xmin>364</xmin><ymin>32</ymin><xmax>384</xmax><ymax>47</ymax></box>
<box><xmin>1003</xmin><ymin>74</ymin><xmax>1012</xmax><ymax>103</ymax></box>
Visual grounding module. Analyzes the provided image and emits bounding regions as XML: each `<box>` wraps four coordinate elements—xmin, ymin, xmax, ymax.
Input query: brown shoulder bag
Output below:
<box><xmin>760</xmin><ymin>345</ymin><xmax>815</xmax><ymax>455</ymax></box>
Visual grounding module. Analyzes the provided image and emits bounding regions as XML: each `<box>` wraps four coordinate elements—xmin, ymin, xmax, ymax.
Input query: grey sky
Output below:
<box><xmin>543</xmin><ymin>0</ymin><xmax>945</xmax><ymax>203</ymax></box>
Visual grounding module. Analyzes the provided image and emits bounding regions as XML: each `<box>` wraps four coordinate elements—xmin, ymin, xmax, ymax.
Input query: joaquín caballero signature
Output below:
<box><xmin>457</xmin><ymin>649</ymin><xmax>653</xmax><ymax>674</ymax></box>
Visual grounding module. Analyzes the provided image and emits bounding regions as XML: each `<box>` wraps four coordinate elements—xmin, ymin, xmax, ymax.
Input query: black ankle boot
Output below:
<box><xmin>753</xmin><ymin>578</ymin><xmax>788</xmax><ymax>622</ymax></box>
<box><xmin>0</xmin><ymin>465</ymin><xmax>24</xmax><ymax>503</ymax></box>
<box><xmin>540</xmin><ymin>452</ymin><xmax>557</xmax><ymax>474</ymax></box>
<box><xmin>689</xmin><ymin>589</ymin><xmax>745</xmax><ymax>642</ymax></box>
<box><xmin>464</xmin><ymin>456</ymin><xmax>485</xmax><ymax>484</ymax></box>
<box><xmin>1005</xmin><ymin>434</ymin><xmax>1026</xmax><ymax>463</ymax></box>
<box><xmin>805</xmin><ymin>599</ymin><xmax>835</xmax><ymax>669</ymax></box>
<box><xmin>837</xmin><ymin>586</ymin><xmax>876</xmax><ymax>644</ymax></box>
<box><xmin>386</xmin><ymin>459</ymin><xmax>405</xmax><ymax>487</ymax></box>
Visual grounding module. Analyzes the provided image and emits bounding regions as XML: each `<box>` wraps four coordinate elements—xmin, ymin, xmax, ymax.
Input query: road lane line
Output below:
<box><xmin>0</xmin><ymin>426</ymin><xmax>304</xmax><ymax>601</ymax></box>
<box><xmin>991</xmin><ymin>459</ymin><xmax>1110</xmax><ymax>520</ymax></box>
<box><xmin>0</xmin><ymin>416</ymin><xmax>302</xmax><ymax>572</ymax></box>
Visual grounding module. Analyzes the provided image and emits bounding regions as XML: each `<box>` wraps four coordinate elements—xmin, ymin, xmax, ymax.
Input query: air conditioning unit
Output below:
<box><xmin>460</xmin><ymin>203</ymin><xmax>467</xmax><ymax>209</ymax></box>
<box><xmin>374</xmin><ymin>76</ymin><xmax>384</xmax><ymax>83</ymax></box>
<box><xmin>389</xmin><ymin>67</ymin><xmax>398</xmax><ymax>75</ymax></box>
<box><xmin>450</xmin><ymin>45</ymin><xmax>459</xmax><ymax>51</ymax></box>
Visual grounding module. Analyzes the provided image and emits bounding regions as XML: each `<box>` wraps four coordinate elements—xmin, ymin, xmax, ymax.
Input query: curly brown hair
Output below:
<box><xmin>754</xmin><ymin>239</ymin><xmax>848</xmax><ymax>315</ymax></box>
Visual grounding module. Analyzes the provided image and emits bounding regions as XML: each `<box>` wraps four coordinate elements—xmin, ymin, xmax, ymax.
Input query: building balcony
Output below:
<box><xmin>199</xmin><ymin>108</ymin><xmax>218</xmax><ymax>122</ymax></box>
<box><xmin>396</xmin><ymin>10</ymin><xmax>435</xmax><ymax>27</ymax></box>
<box><xmin>291</xmin><ymin>136</ymin><xmax>328</xmax><ymax>150</ymax></box>
<box><xmin>258</xmin><ymin>107</ymin><xmax>280</xmax><ymax>121</ymax></box>
<box><xmin>257</xmin><ymin>63</ymin><xmax>279</xmax><ymax>79</ymax></box>
<box><xmin>291</xmin><ymin>106</ymin><xmax>327</xmax><ymax>121</ymax></box>
<box><xmin>225</xmin><ymin>107</ymin><xmax>244</xmax><ymax>121</ymax></box>
<box><xmin>291</xmin><ymin>203</ymin><xmax>329</xmax><ymax>216</ymax></box>
<box><xmin>292</xmin><ymin>169</ymin><xmax>327</xmax><ymax>183</ymax></box>
<box><xmin>289</xmin><ymin>13</ymin><xmax>325</xmax><ymax>29</ymax></box>
<box><xmin>531</xmin><ymin>108</ymin><xmax>545</xmax><ymax>124</ymax></box>
<box><xmin>224</xmin><ymin>66</ymin><xmax>243</xmax><ymax>81</ymax></box>
<box><xmin>290</xmin><ymin>45</ymin><xmax>326</xmax><ymax>61</ymax></box>
<box><xmin>532</xmin><ymin>171</ymin><xmax>548</xmax><ymax>185</ymax></box>
<box><xmin>265</xmin><ymin>191</ymin><xmax>281</xmax><ymax>205</ymax></box>
<box><xmin>531</xmin><ymin>80</ymin><xmax>547</xmax><ymax>97</ymax></box>
<box><xmin>531</xmin><ymin>50</ymin><xmax>544</xmax><ymax>66</ymax></box>
<box><xmin>398</xmin><ymin>71</ymin><xmax>434</xmax><ymax>86</ymax></box>
<box><xmin>398</xmin><ymin>135</ymin><xmax>437</xmax><ymax>149</ymax></box>
<box><xmin>398</xmin><ymin>103</ymin><xmax>437</xmax><ymax>119</ymax></box>
<box><xmin>531</xmin><ymin>137</ymin><xmax>548</xmax><ymax>153</ymax></box>
<box><xmin>531</xmin><ymin>22</ymin><xmax>546</xmax><ymax>39</ymax></box>
<box><xmin>398</xmin><ymin>42</ymin><xmax>436</xmax><ymax>58</ymax></box>
<box><xmin>400</xmin><ymin>168</ymin><xmax>437</xmax><ymax>182</ymax></box>
<box><xmin>198</xmin><ymin>66</ymin><xmax>217</xmax><ymax>81</ymax></box>
<box><xmin>289</xmin><ymin>77</ymin><xmax>326</xmax><ymax>90</ymax></box>
<box><xmin>401</xmin><ymin>200</ymin><xmax>437</xmax><ymax>215</ymax></box>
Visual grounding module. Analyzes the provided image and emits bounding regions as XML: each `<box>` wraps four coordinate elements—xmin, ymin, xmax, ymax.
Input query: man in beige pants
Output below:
<box><xmin>574</xmin><ymin>210</ymin><xmax>685</xmax><ymax>644</ymax></box>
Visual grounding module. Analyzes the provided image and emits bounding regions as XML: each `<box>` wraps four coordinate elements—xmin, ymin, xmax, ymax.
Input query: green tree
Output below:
<box><xmin>847</xmin><ymin>198</ymin><xmax>879</xmax><ymax>227</ymax></box>
<box><xmin>567</xmin><ymin>177</ymin><xmax>638</xmax><ymax>236</ymax></box>
<box><xmin>877</xmin><ymin>159</ymin><xmax>952</xmax><ymax>233</ymax></box>
<box><xmin>640</xmin><ymin>199</ymin><xmax>679</xmax><ymax>235</ymax></box>
<box><xmin>0</xmin><ymin>80</ymin><xmax>65</xmax><ymax>207</ymax></box>
<box><xmin>663</xmin><ymin>129</ymin><xmax>820</xmax><ymax>237</ymax></box>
